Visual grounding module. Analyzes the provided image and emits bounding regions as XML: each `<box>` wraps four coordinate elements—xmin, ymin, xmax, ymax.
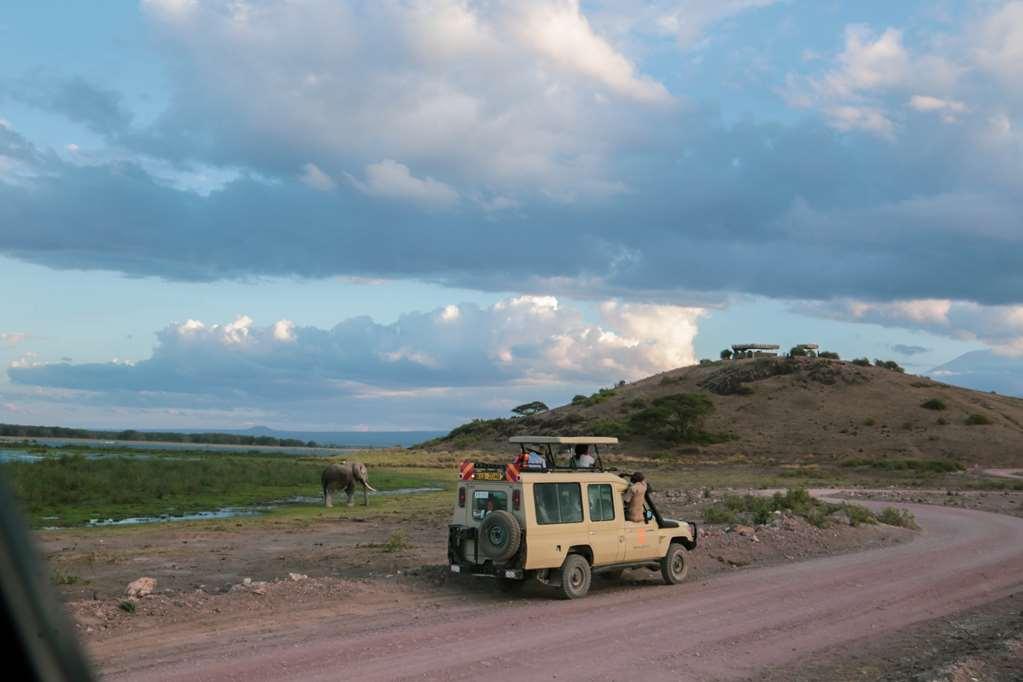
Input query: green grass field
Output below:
<box><xmin>1</xmin><ymin>449</ymin><xmax>452</xmax><ymax>527</ymax></box>
<box><xmin>2</xmin><ymin>442</ymin><xmax>1017</xmax><ymax>530</ymax></box>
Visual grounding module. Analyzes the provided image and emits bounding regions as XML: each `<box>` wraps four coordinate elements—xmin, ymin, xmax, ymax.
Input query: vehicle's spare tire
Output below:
<box><xmin>478</xmin><ymin>511</ymin><xmax>522</xmax><ymax>561</ymax></box>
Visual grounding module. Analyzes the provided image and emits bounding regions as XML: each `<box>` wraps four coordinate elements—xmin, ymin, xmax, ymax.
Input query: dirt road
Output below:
<box><xmin>93</xmin><ymin>499</ymin><xmax>1023</xmax><ymax>681</ymax></box>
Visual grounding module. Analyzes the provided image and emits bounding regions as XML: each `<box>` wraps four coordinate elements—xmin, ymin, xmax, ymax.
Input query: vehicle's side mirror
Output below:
<box><xmin>644</xmin><ymin>509</ymin><xmax>654</xmax><ymax>522</ymax></box>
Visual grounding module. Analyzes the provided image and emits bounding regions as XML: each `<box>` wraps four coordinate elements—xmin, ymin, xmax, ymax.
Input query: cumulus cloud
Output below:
<box><xmin>299</xmin><ymin>163</ymin><xmax>336</xmax><ymax>192</ymax></box>
<box><xmin>654</xmin><ymin>0</ymin><xmax>779</xmax><ymax>49</ymax></box>
<box><xmin>784</xmin><ymin>23</ymin><xmax>965</xmax><ymax>137</ymax></box>
<box><xmin>1</xmin><ymin>332</ymin><xmax>28</xmax><ymax>348</ymax></box>
<box><xmin>8</xmin><ymin>297</ymin><xmax>706</xmax><ymax>406</ymax></box>
<box><xmin>796</xmin><ymin>299</ymin><xmax>1023</xmax><ymax>357</ymax></box>
<box><xmin>349</xmin><ymin>160</ymin><xmax>459</xmax><ymax>206</ymax></box>
<box><xmin>132</xmin><ymin>0</ymin><xmax>673</xmax><ymax>197</ymax></box>
<box><xmin>514</xmin><ymin>1</ymin><xmax>672</xmax><ymax>103</ymax></box>
<box><xmin>0</xmin><ymin>2</ymin><xmax>1021</xmax><ymax>317</ymax></box>
<box><xmin>972</xmin><ymin>1</ymin><xmax>1023</xmax><ymax>86</ymax></box>
<box><xmin>0</xmin><ymin>74</ymin><xmax>133</xmax><ymax>136</ymax></box>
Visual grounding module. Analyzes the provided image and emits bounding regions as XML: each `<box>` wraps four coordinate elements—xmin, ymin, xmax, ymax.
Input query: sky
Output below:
<box><xmin>1</xmin><ymin>0</ymin><xmax>1021</xmax><ymax>431</ymax></box>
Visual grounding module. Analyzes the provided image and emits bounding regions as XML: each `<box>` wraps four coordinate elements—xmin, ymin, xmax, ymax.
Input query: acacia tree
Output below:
<box><xmin>628</xmin><ymin>393</ymin><xmax>714</xmax><ymax>442</ymax></box>
<box><xmin>720</xmin><ymin>349</ymin><xmax>733</xmax><ymax>360</ymax></box>
<box><xmin>511</xmin><ymin>401</ymin><xmax>549</xmax><ymax>417</ymax></box>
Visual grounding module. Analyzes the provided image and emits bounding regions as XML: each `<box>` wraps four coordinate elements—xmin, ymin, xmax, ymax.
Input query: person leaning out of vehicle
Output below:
<box><xmin>622</xmin><ymin>472</ymin><xmax>647</xmax><ymax>522</ymax></box>
<box><xmin>569</xmin><ymin>444</ymin><xmax>595</xmax><ymax>468</ymax></box>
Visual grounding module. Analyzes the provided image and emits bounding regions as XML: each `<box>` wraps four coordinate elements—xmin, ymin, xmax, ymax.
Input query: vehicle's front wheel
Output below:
<box><xmin>661</xmin><ymin>543</ymin><xmax>688</xmax><ymax>585</ymax></box>
<box><xmin>559</xmin><ymin>554</ymin><xmax>591</xmax><ymax>599</ymax></box>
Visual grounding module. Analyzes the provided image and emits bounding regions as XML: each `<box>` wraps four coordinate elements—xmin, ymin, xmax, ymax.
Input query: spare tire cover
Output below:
<box><xmin>478</xmin><ymin>510</ymin><xmax>522</xmax><ymax>561</ymax></box>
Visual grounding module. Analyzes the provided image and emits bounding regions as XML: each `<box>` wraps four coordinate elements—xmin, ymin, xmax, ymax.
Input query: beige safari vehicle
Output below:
<box><xmin>448</xmin><ymin>436</ymin><xmax>697</xmax><ymax>599</ymax></box>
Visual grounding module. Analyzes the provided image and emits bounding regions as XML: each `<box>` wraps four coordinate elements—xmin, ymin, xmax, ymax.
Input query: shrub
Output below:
<box><xmin>843</xmin><ymin>504</ymin><xmax>877</xmax><ymax>527</ymax></box>
<box><xmin>839</xmin><ymin>458</ymin><xmax>964</xmax><ymax>473</ymax></box>
<box><xmin>735</xmin><ymin>385</ymin><xmax>755</xmax><ymax>396</ymax></box>
<box><xmin>789</xmin><ymin>346</ymin><xmax>808</xmax><ymax>357</ymax></box>
<box><xmin>965</xmin><ymin>414</ymin><xmax>992</xmax><ymax>426</ymax></box>
<box><xmin>819</xmin><ymin>351</ymin><xmax>840</xmax><ymax>360</ymax></box>
<box><xmin>877</xmin><ymin>507</ymin><xmax>919</xmax><ymax>529</ymax></box>
<box><xmin>626</xmin><ymin>398</ymin><xmax>647</xmax><ymax>409</ymax></box>
<box><xmin>702</xmin><ymin>506</ymin><xmax>738</xmax><ymax>525</ymax></box>
<box><xmin>627</xmin><ymin>393</ymin><xmax>715</xmax><ymax>443</ymax></box>
<box><xmin>873</xmin><ymin>359</ymin><xmax>905</xmax><ymax>373</ymax></box>
<box><xmin>118</xmin><ymin>600</ymin><xmax>136</xmax><ymax>613</ymax></box>
<box><xmin>920</xmin><ymin>398</ymin><xmax>947</xmax><ymax>411</ymax></box>
<box><xmin>863</xmin><ymin>417</ymin><xmax>876</xmax><ymax>426</ymax></box>
<box><xmin>702</xmin><ymin>488</ymin><xmax>840</xmax><ymax>528</ymax></box>
<box><xmin>589</xmin><ymin>419</ymin><xmax>627</xmax><ymax>437</ymax></box>
<box><xmin>382</xmin><ymin>529</ymin><xmax>411</xmax><ymax>553</ymax></box>
<box><xmin>51</xmin><ymin>571</ymin><xmax>80</xmax><ymax>585</ymax></box>
<box><xmin>572</xmin><ymin>387</ymin><xmax>617</xmax><ymax>407</ymax></box>
<box><xmin>851</xmin><ymin>357</ymin><xmax>871</xmax><ymax>367</ymax></box>
<box><xmin>720</xmin><ymin>349</ymin><xmax>733</xmax><ymax>360</ymax></box>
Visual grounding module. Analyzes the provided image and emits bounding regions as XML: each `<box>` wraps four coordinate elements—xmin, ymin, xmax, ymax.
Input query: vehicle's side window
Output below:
<box><xmin>587</xmin><ymin>484</ymin><xmax>615</xmax><ymax>522</ymax></box>
<box><xmin>472</xmin><ymin>490</ymin><xmax>508</xmax><ymax>520</ymax></box>
<box><xmin>534</xmin><ymin>483</ymin><xmax>583</xmax><ymax>524</ymax></box>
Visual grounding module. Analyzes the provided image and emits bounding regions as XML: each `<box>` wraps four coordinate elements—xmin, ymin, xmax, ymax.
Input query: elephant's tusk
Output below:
<box><xmin>364</xmin><ymin>483</ymin><xmax>378</xmax><ymax>492</ymax></box>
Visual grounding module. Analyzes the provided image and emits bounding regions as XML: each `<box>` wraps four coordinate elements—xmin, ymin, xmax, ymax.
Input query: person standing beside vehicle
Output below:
<box><xmin>622</xmin><ymin>472</ymin><xmax>647</xmax><ymax>522</ymax></box>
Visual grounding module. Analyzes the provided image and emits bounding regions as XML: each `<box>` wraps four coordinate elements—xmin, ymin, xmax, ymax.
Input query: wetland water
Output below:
<box><xmin>80</xmin><ymin>488</ymin><xmax>444</xmax><ymax>527</ymax></box>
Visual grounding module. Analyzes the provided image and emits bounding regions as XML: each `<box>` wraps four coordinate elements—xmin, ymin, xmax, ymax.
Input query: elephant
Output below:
<box><xmin>322</xmin><ymin>461</ymin><xmax>377</xmax><ymax>507</ymax></box>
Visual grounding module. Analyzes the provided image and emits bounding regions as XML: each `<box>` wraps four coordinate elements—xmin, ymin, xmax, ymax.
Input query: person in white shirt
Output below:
<box><xmin>570</xmin><ymin>444</ymin><xmax>595</xmax><ymax>468</ymax></box>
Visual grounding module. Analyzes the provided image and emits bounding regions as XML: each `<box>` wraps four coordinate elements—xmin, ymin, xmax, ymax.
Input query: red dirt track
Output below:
<box><xmin>95</xmin><ymin>499</ymin><xmax>1023</xmax><ymax>681</ymax></box>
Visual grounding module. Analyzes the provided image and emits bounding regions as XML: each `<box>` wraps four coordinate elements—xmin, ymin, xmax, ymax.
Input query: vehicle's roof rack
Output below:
<box><xmin>508</xmin><ymin>436</ymin><xmax>618</xmax><ymax>445</ymax></box>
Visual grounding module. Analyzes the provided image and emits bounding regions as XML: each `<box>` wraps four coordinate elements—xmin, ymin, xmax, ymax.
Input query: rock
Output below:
<box><xmin>731</xmin><ymin>524</ymin><xmax>757</xmax><ymax>538</ymax></box>
<box><xmin>242</xmin><ymin>577</ymin><xmax>252</xmax><ymax>585</ymax></box>
<box><xmin>125</xmin><ymin>577</ymin><xmax>156</xmax><ymax>600</ymax></box>
<box><xmin>288</xmin><ymin>572</ymin><xmax>308</xmax><ymax>581</ymax></box>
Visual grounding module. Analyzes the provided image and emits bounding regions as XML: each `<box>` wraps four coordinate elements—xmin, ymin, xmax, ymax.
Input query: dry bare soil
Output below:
<box><xmin>40</xmin><ymin>486</ymin><xmax>1023</xmax><ymax>681</ymax></box>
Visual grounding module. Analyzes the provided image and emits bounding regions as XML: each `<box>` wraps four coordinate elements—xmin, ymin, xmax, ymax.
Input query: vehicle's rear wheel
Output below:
<box><xmin>661</xmin><ymin>543</ymin><xmax>688</xmax><ymax>585</ymax></box>
<box><xmin>559</xmin><ymin>554</ymin><xmax>591</xmax><ymax>599</ymax></box>
<box><xmin>478</xmin><ymin>511</ymin><xmax>522</xmax><ymax>562</ymax></box>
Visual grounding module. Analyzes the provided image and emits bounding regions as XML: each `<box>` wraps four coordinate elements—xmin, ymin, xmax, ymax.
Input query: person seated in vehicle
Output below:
<box><xmin>569</xmin><ymin>444</ymin><xmax>595</xmax><ymax>468</ymax></box>
<box><xmin>622</xmin><ymin>472</ymin><xmax>648</xmax><ymax>523</ymax></box>
<box><xmin>514</xmin><ymin>448</ymin><xmax>546</xmax><ymax>469</ymax></box>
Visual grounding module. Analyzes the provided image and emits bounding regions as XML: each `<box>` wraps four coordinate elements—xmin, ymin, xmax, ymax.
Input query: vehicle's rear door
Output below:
<box><xmin>585</xmin><ymin>483</ymin><xmax>624</xmax><ymax>565</ymax></box>
<box><xmin>524</xmin><ymin>481</ymin><xmax>589</xmax><ymax>570</ymax></box>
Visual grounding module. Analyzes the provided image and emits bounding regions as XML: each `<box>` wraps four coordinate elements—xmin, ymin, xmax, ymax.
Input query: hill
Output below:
<box><xmin>928</xmin><ymin>350</ymin><xmax>1023</xmax><ymax>397</ymax></box>
<box><xmin>418</xmin><ymin>356</ymin><xmax>1023</xmax><ymax>466</ymax></box>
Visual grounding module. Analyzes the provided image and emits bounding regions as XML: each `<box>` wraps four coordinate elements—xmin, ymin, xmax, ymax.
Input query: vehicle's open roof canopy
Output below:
<box><xmin>508</xmin><ymin>436</ymin><xmax>618</xmax><ymax>445</ymax></box>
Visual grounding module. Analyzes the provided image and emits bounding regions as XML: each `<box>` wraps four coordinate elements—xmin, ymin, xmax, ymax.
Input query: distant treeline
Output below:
<box><xmin>0</xmin><ymin>423</ymin><xmax>318</xmax><ymax>448</ymax></box>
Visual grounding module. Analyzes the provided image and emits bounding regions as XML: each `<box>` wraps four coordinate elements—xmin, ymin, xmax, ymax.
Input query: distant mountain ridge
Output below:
<box><xmin>1</xmin><ymin>423</ymin><xmax>444</xmax><ymax>448</ymax></box>
<box><xmin>143</xmin><ymin>426</ymin><xmax>446</xmax><ymax>448</ymax></box>
<box><xmin>927</xmin><ymin>350</ymin><xmax>1023</xmax><ymax>398</ymax></box>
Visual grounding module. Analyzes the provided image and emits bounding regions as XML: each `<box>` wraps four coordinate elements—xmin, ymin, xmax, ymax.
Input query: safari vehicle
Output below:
<box><xmin>448</xmin><ymin>436</ymin><xmax>697</xmax><ymax>599</ymax></box>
